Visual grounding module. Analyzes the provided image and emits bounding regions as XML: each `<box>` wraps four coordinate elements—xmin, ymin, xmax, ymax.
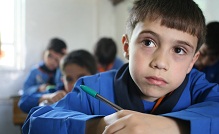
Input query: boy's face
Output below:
<box><xmin>62</xmin><ymin>63</ymin><xmax>91</xmax><ymax>93</ymax></box>
<box><xmin>123</xmin><ymin>19</ymin><xmax>199</xmax><ymax>101</ymax></box>
<box><xmin>44</xmin><ymin>50</ymin><xmax>62</xmax><ymax>71</ymax></box>
<box><xmin>195</xmin><ymin>44</ymin><xmax>219</xmax><ymax>70</ymax></box>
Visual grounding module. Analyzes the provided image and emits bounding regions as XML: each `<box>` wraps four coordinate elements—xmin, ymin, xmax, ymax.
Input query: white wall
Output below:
<box><xmin>25</xmin><ymin>0</ymin><xmax>114</xmax><ymax>68</ymax></box>
<box><xmin>1</xmin><ymin>0</ymin><xmax>219</xmax><ymax>133</ymax></box>
<box><xmin>194</xmin><ymin>0</ymin><xmax>219</xmax><ymax>23</ymax></box>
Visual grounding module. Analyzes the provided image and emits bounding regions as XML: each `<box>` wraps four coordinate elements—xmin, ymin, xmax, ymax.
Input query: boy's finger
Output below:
<box><xmin>103</xmin><ymin>122</ymin><xmax>125</xmax><ymax>134</ymax></box>
<box><xmin>117</xmin><ymin>110</ymin><xmax>137</xmax><ymax>118</ymax></box>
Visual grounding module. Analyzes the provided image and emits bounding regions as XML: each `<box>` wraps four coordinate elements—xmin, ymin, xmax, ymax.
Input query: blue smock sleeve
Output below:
<box><xmin>22</xmin><ymin>106</ymin><xmax>102</xmax><ymax>134</ymax></box>
<box><xmin>23</xmin><ymin>69</ymin><xmax>41</xmax><ymax>94</ymax></box>
<box><xmin>163</xmin><ymin>101</ymin><xmax>219</xmax><ymax>134</ymax></box>
<box><xmin>22</xmin><ymin>75</ymin><xmax>110</xmax><ymax>134</ymax></box>
<box><xmin>18</xmin><ymin>92</ymin><xmax>43</xmax><ymax>113</ymax></box>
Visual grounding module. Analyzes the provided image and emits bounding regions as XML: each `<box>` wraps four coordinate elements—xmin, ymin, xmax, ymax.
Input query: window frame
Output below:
<box><xmin>0</xmin><ymin>0</ymin><xmax>25</xmax><ymax>70</ymax></box>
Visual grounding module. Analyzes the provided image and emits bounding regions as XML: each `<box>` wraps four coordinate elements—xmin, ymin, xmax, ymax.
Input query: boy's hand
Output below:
<box><xmin>39</xmin><ymin>90</ymin><xmax>67</xmax><ymax>104</ymax></box>
<box><xmin>102</xmin><ymin>110</ymin><xmax>189</xmax><ymax>134</ymax></box>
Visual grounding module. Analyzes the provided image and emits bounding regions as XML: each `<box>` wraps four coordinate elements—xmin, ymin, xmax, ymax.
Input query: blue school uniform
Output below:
<box><xmin>54</xmin><ymin>68</ymin><xmax>65</xmax><ymax>90</ymax></box>
<box><xmin>19</xmin><ymin>61</ymin><xmax>60</xmax><ymax>113</ymax></box>
<box><xmin>22</xmin><ymin>61</ymin><xmax>57</xmax><ymax>94</ymax></box>
<box><xmin>112</xmin><ymin>57</ymin><xmax>124</xmax><ymax>70</ymax></box>
<box><xmin>22</xmin><ymin>64</ymin><xmax>219</xmax><ymax>134</ymax></box>
<box><xmin>201</xmin><ymin>61</ymin><xmax>219</xmax><ymax>83</ymax></box>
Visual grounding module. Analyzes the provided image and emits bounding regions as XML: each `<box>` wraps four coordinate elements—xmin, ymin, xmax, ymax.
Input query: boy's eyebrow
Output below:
<box><xmin>175</xmin><ymin>40</ymin><xmax>194</xmax><ymax>50</ymax></box>
<box><xmin>139</xmin><ymin>30</ymin><xmax>158</xmax><ymax>38</ymax></box>
<box><xmin>139</xmin><ymin>30</ymin><xmax>195</xmax><ymax>50</ymax></box>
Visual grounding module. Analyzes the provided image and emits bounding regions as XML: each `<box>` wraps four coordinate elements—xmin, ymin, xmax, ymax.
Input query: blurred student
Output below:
<box><xmin>18</xmin><ymin>38</ymin><xmax>67</xmax><ymax>113</ymax></box>
<box><xmin>94</xmin><ymin>37</ymin><xmax>124</xmax><ymax>72</ymax></box>
<box><xmin>59</xmin><ymin>49</ymin><xmax>97</xmax><ymax>93</ymax></box>
<box><xmin>19</xmin><ymin>49</ymin><xmax>97</xmax><ymax>113</ymax></box>
<box><xmin>194</xmin><ymin>21</ymin><xmax>219</xmax><ymax>83</ymax></box>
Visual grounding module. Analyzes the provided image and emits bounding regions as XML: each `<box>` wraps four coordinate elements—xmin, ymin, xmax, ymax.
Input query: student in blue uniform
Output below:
<box><xmin>59</xmin><ymin>49</ymin><xmax>97</xmax><ymax>93</ymax></box>
<box><xmin>19</xmin><ymin>49</ymin><xmax>97</xmax><ymax>113</ymax></box>
<box><xmin>94</xmin><ymin>37</ymin><xmax>124</xmax><ymax>72</ymax></box>
<box><xmin>194</xmin><ymin>21</ymin><xmax>219</xmax><ymax>83</ymax></box>
<box><xmin>19</xmin><ymin>38</ymin><xmax>67</xmax><ymax>113</ymax></box>
<box><xmin>22</xmin><ymin>0</ymin><xmax>219</xmax><ymax>134</ymax></box>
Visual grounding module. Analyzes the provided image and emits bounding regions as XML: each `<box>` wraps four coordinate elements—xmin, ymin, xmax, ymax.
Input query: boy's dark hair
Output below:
<box><xmin>205</xmin><ymin>21</ymin><xmax>219</xmax><ymax>57</ymax></box>
<box><xmin>127</xmin><ymin>0</ymin><xmax>206</xmax><ymax>52</ymax></box>
<box><xmin>60</xmin><ymin>49</ymin><xmax>97</xmax><ymax>75</ymax></box>
<box><xmin>94</xmin><ymin>37</ymin><xmax>117</xmax><ymax>65</ymax></box>
<box><xmin>47</xmin><ymin>38</ymin><xmax>67</xmax><ymax>55</ymax></box>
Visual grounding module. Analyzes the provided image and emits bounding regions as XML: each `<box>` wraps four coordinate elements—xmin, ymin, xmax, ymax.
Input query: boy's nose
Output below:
<box><xmin>150</xmin><ymin>52</ymin><xmax>169</xmax><ymax>71</ymax></box>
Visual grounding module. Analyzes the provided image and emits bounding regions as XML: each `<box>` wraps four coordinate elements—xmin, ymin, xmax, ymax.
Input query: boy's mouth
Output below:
<box><xmin>145</xmin><ymin>76</ymin><xmax>167</xmax><ymax>86</ymax></box>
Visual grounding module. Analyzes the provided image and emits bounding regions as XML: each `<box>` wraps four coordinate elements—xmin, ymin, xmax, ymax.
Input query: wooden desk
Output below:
<box><xmin>11</xmin><ymin>95</ymin><xmax>28</xmax><ymax>126</ymax></box>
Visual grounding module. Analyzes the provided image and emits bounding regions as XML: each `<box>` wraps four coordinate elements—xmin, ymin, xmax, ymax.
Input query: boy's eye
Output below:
<box><xmin>174</xmin><ymin>47</ymin><xmax>186</xmax><ymax>55</ymax></box>
<box><xmin>66</xmin><ymin>76</ymin><xmax>73</xmax><ymax>82</ymax></box>
<box><xmin>142</xmin><ymin>39</ymin><xmax>156</xmax><ymax>47</ymax></box>
<box><xmin>48</xmin><ymin>53</ymin><xmax>52</xmax><ymax>58</ymax></box>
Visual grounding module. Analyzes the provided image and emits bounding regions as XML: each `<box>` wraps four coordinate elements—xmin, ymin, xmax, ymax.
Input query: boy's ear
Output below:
<box><xmin>122</xmin><ymin>34</ymin><xmax>129</xmax><ymax>60</ymax></box>
<box><xmin>187</xmin><ymin>51</ymin><xmax>200</xmax><ymax>73</ymax></box>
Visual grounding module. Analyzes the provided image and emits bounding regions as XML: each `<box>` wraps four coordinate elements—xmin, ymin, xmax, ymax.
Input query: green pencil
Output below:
<box><xmin>80</xmin><ymin>85</ymin><xmax>123</xmax><ymax>111</ymax></box>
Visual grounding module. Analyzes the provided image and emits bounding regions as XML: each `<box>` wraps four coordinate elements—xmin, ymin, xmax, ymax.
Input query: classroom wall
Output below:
<box><xmin>0</xmin><ymin>0</ymin><xmax>219</xmax><ymax>133</ymax></box>
<box><xmin>194</xmin><ymin>0</ymin><xmax>219</xmax><ymax>23</ymax></box>
<box><xmin>25</xmin><ymin>0</ymin><xmax>114</xmax><ymax>68</ymax></box>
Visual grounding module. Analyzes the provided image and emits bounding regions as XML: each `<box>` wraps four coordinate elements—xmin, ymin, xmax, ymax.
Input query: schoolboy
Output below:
<box><xmin>59</xmin><ymin>49</ymin><xmax>97</xmax><ymax>93</ymax></box>
<box><xmin>94</xmin><ymin>37</ymin><xmax>124</xmax><ymax>72</ymax></box>
<box><xmin>38</xmin><ymin>49</ymin><xmax>97</xmax><ymax>106</ymax></box>
<box><xmin>22</xmin><ymin>0</ymin><xmax>219</xmax><ymax>134</ymax></box>
<box><xmin>19</xmin><ymin>49</ymin><xmax>97</xmax><ymax>112</ymax></box>
<box><xmin>19</xmin><ymin>38</ymin><xmax>67</xmax><ymax>113</ymax></box>
<box><xmin>194</xmin><ymin>21</ymin><xmax>219</xmax><ymax>83</ymax></box>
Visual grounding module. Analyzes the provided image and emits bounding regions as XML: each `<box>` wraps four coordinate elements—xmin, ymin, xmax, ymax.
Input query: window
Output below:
<box><xmin>0</xmin><ymin>0</ymin><xmax>25</xmax><ymax>70</ymax></box>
